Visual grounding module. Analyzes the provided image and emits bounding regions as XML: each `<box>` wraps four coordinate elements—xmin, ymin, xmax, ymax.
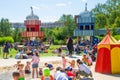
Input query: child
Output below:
<box><xmin>39</xmin><ymin>68</ymin><xmax>43</xmax><ymax>76</ymax></box>
<box><xmin>41</xmin><ymin>68</ymin><xmax>54</xmax><ymax>80</ymax></box>
<box><xmin>25</xmin><ymin>61</ymin><xmax>31</xmax><ymax>74</ymax></box>
<box><xmin>57</xmin><ymin>47</ymin><xmax>62</xmax><ymax>56</ymax></box>
<box><xmin>62</xmin><ymin>55</ymin><xmax>67</xmax><ymax>69</ymax></box>
<box><xmin>44</xmin><ymin>63</ymin><xmax>53</xmax><ymax>70</ymax></box>
<box><xmin>66</xmin><ymin>60</ymin><xmax>76</xmax><ymax>73</ymax></box>
<box><xmin>65</xmin><ymin>68</ymin><xmax>75</xmax><ymax>80</ymax></box>
<box><xmin>87</xmin><ymin>54</ymin><xmax>93</xmax><ymax>66</ymax></box>
<box><xmin>69</xmin><ymin>60</ymin><xmax>75</xmax><ymax>68</ymax></box>
<box><xmin>14</xmin><ymin>61</ymin><xmax>21</xmax><ymax>70</ymax></box>
<box><xmin>31</xmin><ymin>51</ymin><xmax>40</xmax><ymax>78</ymax></box>
<box><xmin>82</xmin><ymin>54</ymin><xmax>88</xmax><ymax>65</ymax></box>
<box><xmin>12</xmin><ymin>71</ymin><xmax>20</xmax><ymax>80</ymax></box>
<box><xmin>18</xmin><ymin>64</ymin><xmax>25</xmax><ymax>80</ymax></box>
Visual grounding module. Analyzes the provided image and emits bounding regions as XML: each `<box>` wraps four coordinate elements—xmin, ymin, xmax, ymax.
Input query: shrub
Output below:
<box><xmin>60</xmin><ymin>40</ymin><xmax>66</xmax><ymax>45</ymax></box>
<box><xmin>54</xmin><ymin>40</ymin><xmax>59</xmax><ymax>45</ymax></box>
<box><xmin>114</xmin><ymin>35</ymin><xmax>120</xmax><ymax>40</ymax></box>
<box><xmin>0</xmin><ymin>36</ymin><xmax>14</xmax><ymax>44</ymax></box>
<box><xmin>96</xmin><ymin>36</ymin><xmax>104</xmax><ymax>41</ymax></box>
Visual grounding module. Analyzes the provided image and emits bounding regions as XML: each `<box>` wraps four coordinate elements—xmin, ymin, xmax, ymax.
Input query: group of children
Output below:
<box><xmin>59</xmin><ymin>54</ymin><xmax>93</xmax><ymax>80</ymax></box>
<box><xmin>12</xmin><ymin>52</ymin><xmax>93</xmax><ymax>80</ymax></box>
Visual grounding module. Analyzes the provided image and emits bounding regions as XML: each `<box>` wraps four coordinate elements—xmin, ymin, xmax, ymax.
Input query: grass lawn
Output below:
<box><xmin>0</xmin><ymin>45</ymin><xmax>66</xmax><ymax>58</ymax></box>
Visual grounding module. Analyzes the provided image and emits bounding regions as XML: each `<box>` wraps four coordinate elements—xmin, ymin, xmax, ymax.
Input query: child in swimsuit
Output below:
<box><xmin>18</xmin><ymin>64</ymin><xmax>25</xmax><ymax>80</ymax></box>
<box><xmin>25</xmin><ymin>61</ymin><xmax>31</xmax><ymax>74</ymax></box>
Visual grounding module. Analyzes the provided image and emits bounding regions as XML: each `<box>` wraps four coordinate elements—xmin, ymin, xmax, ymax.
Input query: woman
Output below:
<box><xmin>66</xmin><ymin>37</ymin><xmax>74</xmax><ymax>57</ymax></box>
<box><xmin>3</xmin><ymin>42</ymin><xmax>10</xmax><ymax>59</ymax></box>
<box><xmin>31</xmin><ymin>50</ymin><xmax>40</xmax><ymax>78</ymax></box>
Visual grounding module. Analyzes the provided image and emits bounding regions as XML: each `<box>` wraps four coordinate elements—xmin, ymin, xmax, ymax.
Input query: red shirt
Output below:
<box><xmin>67</xmin><ymin>71</ymin><xmax>75</xmax><ymax>77</ymax></box>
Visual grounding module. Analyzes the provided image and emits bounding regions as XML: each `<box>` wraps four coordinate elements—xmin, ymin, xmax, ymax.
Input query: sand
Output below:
<box><xmin>0</xmin><ymin>56</ymin><xmax>120</xmax><ymax>80</ymax></box>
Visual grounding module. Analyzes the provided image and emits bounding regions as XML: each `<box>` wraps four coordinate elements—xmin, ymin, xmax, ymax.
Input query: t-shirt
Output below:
<box><xmin>4</xmin><ymin>43</ymin><xmax>10</xmax><ymax>52</ymax></box>
<box><xmin>56</xmin><ymin>72</ymin><xmax>68</xmax><ymax>80</ymax></box>
<box><xmin>32</xmin><ymin>56</ymin><xmax>40</xmax><ymax>64</ymax></box>
<box><xmin>54</xmin><ymin>71</ymin><xmax>60</xmax><ymax>80</ymax></box>
<box><xmin>78</xmin><ymin>64</ymin><xmax>91</xmax><ymax>74</ymax></box>
<box><xmin>47</xmin><ymin>64</ymin><xmax>53</xmax><ymax>69</ymax></box>
<box><xmin>67</xmin><ymin>71</ymin><xmax>75</xmax><ymax>77</ymax></box>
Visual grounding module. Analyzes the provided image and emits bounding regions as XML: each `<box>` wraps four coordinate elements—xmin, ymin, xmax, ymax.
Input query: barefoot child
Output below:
<box><xmin>18</xmin><ymin>64</ymin><xmax>25</xmax><ymax>80</ymax></box>
<box><xmin>14</xmin><ymin>61</ymin><xmax>21</xmax><ymax>70</ymax></box>
<box><xmin>39</xmin><ymin>68</ymin><xmax>43</xmax><ymax>76</ymax></box>
<box><xmin>12</xmin><ymin>72</ymin><xmax>20</xmax><ymax>80</ymax></box>
<box><xmin>82</xmin><ymin>54</ymin><xmax>88</xmax><ymax>65</ymax></box>
<box><xmin>25</xmin><ymin>61</ymin><xmax>31</xmax><ymax>74</ymax></box>
<box><xmin>69</xmin><ymin>60</ymin><xmax>75</xmax><ymax>68</ymax></box>
<box><xmin>44</xmin><ymin>63</ymin><xmax>53</xmax><ymax>70</ymax></box>
<box><xmin>31</xmin><ymin>51</ymin><xmax>40</xmax><ymax>78</ymax></box>
<box><xmin>41</xmin><ymin>68</ymin><xmax>54</xmax><ymax>80</ymax></box>
<box><xmin>62</xmin><ymin>55</ymin><xmax>67</xmax><ymax>69</ymax></box>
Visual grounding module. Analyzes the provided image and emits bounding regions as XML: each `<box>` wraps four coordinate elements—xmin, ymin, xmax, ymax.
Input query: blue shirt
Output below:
<box><xmin>47</xmin><ymin>64</ymin><xmax>53</xmax><ymax>69</ymax></box>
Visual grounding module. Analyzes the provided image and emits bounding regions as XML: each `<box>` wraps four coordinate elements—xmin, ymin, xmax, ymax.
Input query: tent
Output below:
<box><xmin>95</xmin><ymin>30</ymin><xmax>120</xmax><ymax>74</ymax></box>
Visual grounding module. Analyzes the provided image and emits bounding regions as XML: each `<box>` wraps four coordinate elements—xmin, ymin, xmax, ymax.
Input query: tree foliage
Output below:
<box><xmin>92</xmin><ymin>0</ymin><xmax>120</xmax><ymax>30</ymax></box>
<box><xmin>0</xmin><ymin>18</ymin><xmax>12</xmax><ymax>36</ymax></box>
<box><xmin>42</xmin><ymin>14</ymin><xmax>76</xmax><ymax>44</ymax></box>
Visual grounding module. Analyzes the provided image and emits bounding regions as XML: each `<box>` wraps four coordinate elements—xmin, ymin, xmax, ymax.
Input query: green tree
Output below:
<box><xmin>59</xmin><ymin>14</ymin><xmax>76</xmax><ymax>37</ymax></box>
<box><xmin>0</xmin><ymin>18</ymin><xmax>12</xmax><ymax>36</ymax></box>
<box><xmin>42</xmin><ymin>14</ymin><xmax>76</xmax><ymax>43</ymax></box>
<box><xmin>13</xmin><ymin>27</ymin><xmax>25</xmax><ymax>42</ymax></box>
<box><xmin>92</xmin><ymin>0</ymin><xmax>120</xmax><ymax>30</ymax></box>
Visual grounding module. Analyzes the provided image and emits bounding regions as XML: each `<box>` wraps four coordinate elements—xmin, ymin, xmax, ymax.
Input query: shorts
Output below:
<box><xmin>25</xmin><ymin>70</ymin><xmax>31</xmax><ymax>74</ymax></box>
<box><xmin>32</xmin><ymin>63</ymin><xmax>38</xmax><ymax>68</ymax></box>
<box><xmin>3</xmin><ymin>50</ymin><xmax>9</xmax><ymax>53</ymax></box>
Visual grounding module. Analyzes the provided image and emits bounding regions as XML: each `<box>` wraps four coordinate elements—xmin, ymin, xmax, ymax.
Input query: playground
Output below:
<box><xmin>0</xmin><ymin>0</ymin><xmax>120</xmax><ymax>80</ymax></box>
<box><xmin>0</xmin><ymin>56</ymin><xmax>120</xmax><ymax>80</ymax></box>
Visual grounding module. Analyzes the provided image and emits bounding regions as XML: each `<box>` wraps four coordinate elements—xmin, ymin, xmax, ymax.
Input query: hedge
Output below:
<box><xmin>114</xmin><ymin>35</ymin><xmax>120</xmax><ymax>40</ymax></box>
<box><xmin>0</xmin><ymin>36</ymin><xmax>14</xmax><ymax>44</ymax></box>
<box><xmin>54</xmin><ymin>40</ymin><xmax>66</xmax><ymax>45</ymax></box>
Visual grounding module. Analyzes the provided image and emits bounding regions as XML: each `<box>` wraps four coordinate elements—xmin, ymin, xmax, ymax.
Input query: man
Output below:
<box><xmin>56</xmin><ymin>68</ymin><xmax>68</xmax><ymax>80</ymax></box>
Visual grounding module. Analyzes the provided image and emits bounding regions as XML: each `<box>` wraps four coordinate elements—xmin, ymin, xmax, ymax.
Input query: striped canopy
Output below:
<box><xmin>95</xmin><ymin>31</ymin><xmax>120</xmax><ymax>74</ymax></box>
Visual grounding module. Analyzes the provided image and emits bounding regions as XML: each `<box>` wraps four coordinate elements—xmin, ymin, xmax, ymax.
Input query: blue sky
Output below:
<box><xmin>0</xmin><ymin>0</ymin><xmax>106</xmax><ymax>22</ymax></box>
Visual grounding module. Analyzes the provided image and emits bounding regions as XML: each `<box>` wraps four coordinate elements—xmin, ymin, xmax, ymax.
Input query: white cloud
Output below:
<box><xmin>56</xmin><ymin>3</ymin><xmax>67</xmax><ymax>7</ymax></box>
<box><xmin>56</xmin><ymin>1</ymin><xmax>72</xmax><ymax>7</ymax></box>
<box><xmin>31</xmin><ymin>4</ymin><xmax>49</xmax><ymax>10</ymax></box>
<box><xmin>81</xmin><ymin>0</ymin><xmax>87</xmax><ymax>2</ymax></box>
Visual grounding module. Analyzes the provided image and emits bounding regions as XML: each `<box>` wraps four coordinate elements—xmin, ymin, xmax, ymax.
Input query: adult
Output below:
<box><xmin>54</xmin><ymin>67</ymin><xmax>61</xmax><ymax>80</ymax></box>
<box><xmin>66</xmin><ymin>37</ymin><xmax>74</xmax><ymax>57</ymax></box>
<box><xmin>55</xmin><ymin>68</ymin><xmax>68</xmax><ymax>80</ymax></box>
<box><xmin>76</xmin><ymin>59</ymin><xmax>92</xmax><ymax>78</ymax></box>
<box><xmin>15</xmin><ymin>50</ymin><xmax>28</xmax><ymax>59</ymax></box>
<box><xmin>3</xmin><ymin>42</ymin><xmax>10</xmax><ymax>59</ymax></box>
